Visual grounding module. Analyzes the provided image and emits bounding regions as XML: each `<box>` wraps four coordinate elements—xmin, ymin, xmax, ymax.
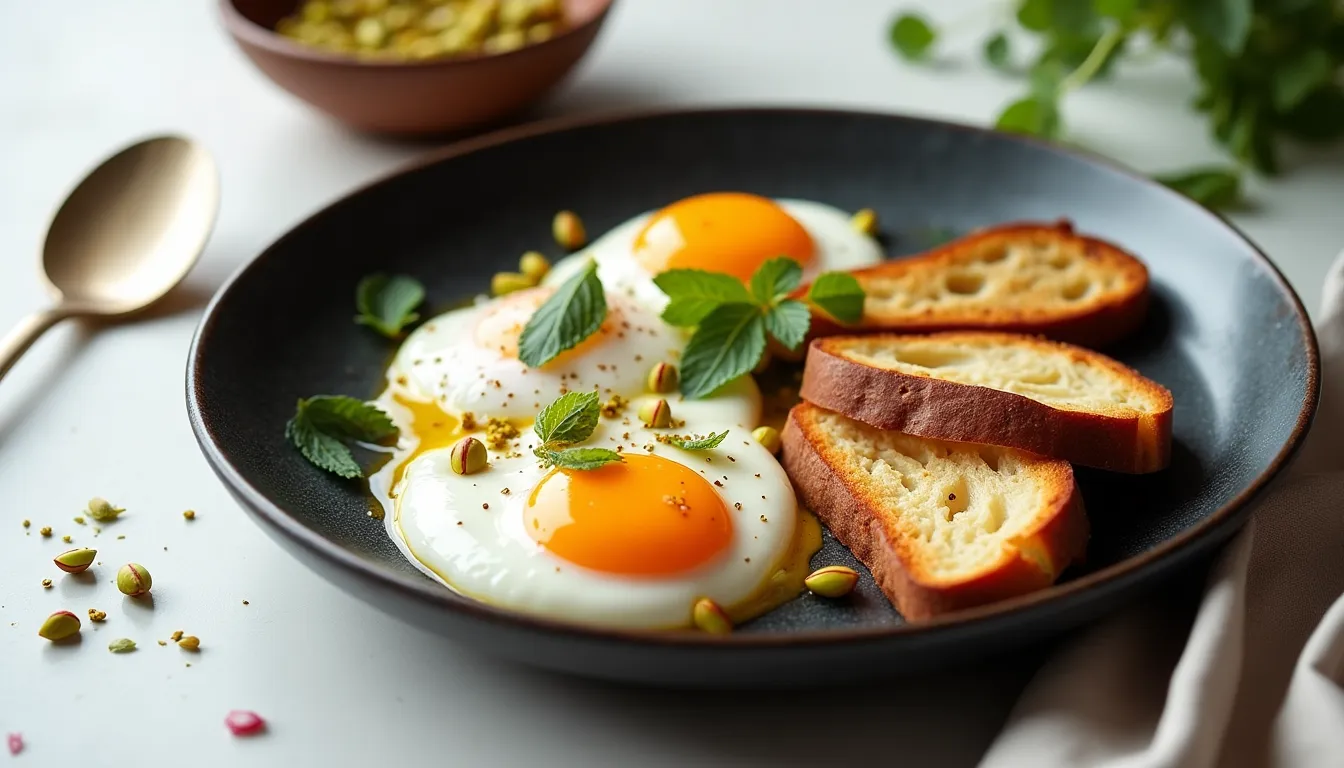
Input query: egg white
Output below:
<box><xmin>389</xmin><ymin>420</ymin><xmax>798</xmax><ymax>629</ymax></box>
<box><xmin>544</xmin><ymin>199</ymin><xmax>885</xmax><ymax>316</ymax></box>
<box><xmin>386</xmin><ymin>290</ymin><xmax>760</xmax><ymax>427</ymax></box>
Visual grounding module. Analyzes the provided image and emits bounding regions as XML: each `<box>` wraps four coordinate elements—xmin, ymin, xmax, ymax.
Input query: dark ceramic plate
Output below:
<box><xmin>187</xmin><ymin>108</ymin><xmax>1318</xmax><ymax>687</ymax></box>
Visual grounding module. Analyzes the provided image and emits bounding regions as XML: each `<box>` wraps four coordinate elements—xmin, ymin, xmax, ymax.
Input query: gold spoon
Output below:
<box><xmin>0</xmin><ymin>136</ymin><xmax>218</xmax><ymax>381</ymax></box>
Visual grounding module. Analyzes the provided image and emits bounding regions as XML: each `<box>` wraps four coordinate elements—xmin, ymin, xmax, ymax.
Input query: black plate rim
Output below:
<box><xmin>186</xmin><ymin>106</ymin><xmax>1321</xmax><ymax>648</ymax></box>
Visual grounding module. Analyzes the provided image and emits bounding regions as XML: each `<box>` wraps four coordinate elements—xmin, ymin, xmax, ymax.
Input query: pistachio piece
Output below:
<box><xmin>552</xmin><ymin>211</ymin><xmax>587</xmax><ymax>251</ymax></box>
<box><xmin>752</xmin><ymin>426</ymin><xmax>782</xmax><ymax>455</ymax></box>
<box><xmin>519</xmin><ymin>251</ymin><xmax>551</xmax><ymax>282</ymax></box>
<box><xmin>116</xmin><ymin>563</ymin><xmax>152</xmax><ymax>597</ymax></box>
<box><xmin>638</xmin><ymin>399</ymin><xmax>672</xmax><ymax>428</ymax></box>
<box><xmin>692</xmin><ymin>598</ymin><xmax>732</xmax><ymax>634</ymax></box>
<box><xmin>38</xmin><ymin>610</ymin><xmax>81</xmax><ymax>641</ymax></box>
<box><xmin>53</xmin><ymin>548</ymin><xmax>96</xmax><ymax>574</ymax></box>
<box><xmin>39</xmin><ymin>526</ymin><xmax>51</xmax><ymax>537</ymax></box>
<box><xmin>183</xmin><ymin>510</ymin><xmax>196</xmax><ymax>520</ymax></box>
<box><xmin>491</xmin><ymin>271</ymin><xmax>533</xmax><ymax>297</ymax></box>
<box><xmin>108</xmin><ymin>638</ymin><xmax>137</xmax><ymax>653</ymax></box>
<box><xmin>851</xmin><ymin>208</ymin><xmax>879</xmax><ymax>236</ymax></box>
<box><xmin>645</xmin><ymin>362</ymin><xmax>680</xmax><ymax>394</ymax></box>
<box><xmin>86</xmin><ymin>497</ymin><xmax>125</xmax><ymax>522</ymax></box>
<box><xmin>353</xmin><ymin>16</ymin><xmax>387</xmax><ymax>47</ymax></box>
<box><xmin>88</xmin><ymin>609</ymin><xmax>107</xmax><ymax>622</ymax></box>
<box><xmin>804</xmin><ymin>565</ymin><xmax>860</xmax><ymax>598</ymax></box>
<box><xmin>449</xmin><ymin>437</ymin><xmax>488</xmax><ymax>476</ymax></box>
<box><xmin>41</xmin><ymin>579</ymin><xmax>52</xmax><ymax>589</ymax></box>
<box><xmin>178</xmin><ymin>635</ymin><xmax>201</xmax><ymax>651</ymax></box>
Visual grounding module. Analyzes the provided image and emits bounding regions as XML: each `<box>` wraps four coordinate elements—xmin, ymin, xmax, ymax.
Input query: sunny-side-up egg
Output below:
<box><xmin>543</xmin><ymin>192</ymin><xmax>884</xmax><ymax>314</ymax></box>
<box><xmin>387</xmin><ymin>419</ymin><xmax>821</xmax><ymax>629</ymax></box>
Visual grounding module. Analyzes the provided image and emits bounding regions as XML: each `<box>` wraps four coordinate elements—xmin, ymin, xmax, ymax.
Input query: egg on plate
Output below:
<box><xmin>370</xmin><ymin>192</ymin><xmax>879</xmax><ymax>630</ymax></box>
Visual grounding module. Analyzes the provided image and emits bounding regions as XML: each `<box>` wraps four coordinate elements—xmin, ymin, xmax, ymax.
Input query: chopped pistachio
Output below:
<box><xmin>22</xmin><ymin>519</ymin><xmax>30</xmax><ymax>528</ymax></box>
<box><xmin>552</xmin><ymin>211</ymin><xmax>587</xmax><ymax>251</ymax></box>
<box><xmin>170</xmin><ymin>630</ymin><xmax>183</xmax><ymax>642</ymax></box>
<box><xmin>183</xmin><ymin>510</ymin><xmax>196</xmax><ymax>521</ymax></box>
<box><xmin>88</xmin><ymin>609</ymin><xmax>107</xmax><ymax>622</ymax></box>
<box><xmin>491</xmin><ymin>272</ymin><xmax>533</xmax><ymax>297</ymax></box>
<box><xmin>86</xmin><ymin>498</ymin><xmax>125</xmax><ymax>522</ymax></box>
<box><xmin>108</xmin><ymin>638</ymin><xmax>137</xmax><ymax>653</ymax></box>
<box><xmin>41</xmin><ymin>579</ymin><xmax>52</xmax><ymax>589</ymax></box>
<box><xmin>61</xmin><ymin>535</ymin><xmax>72</xmax><ymax>544</ymax></box>
<box><xmin>39</xmin><ymin>527</ymin><xmax>52</xmax><ymax>537</ymax></box>
<box><xmin>178</xmin><ymin>635</ymin><xmax>201</xmax><ymax>651</ymax></box>
<box><xmin>73</xmin><ymin>516</ymin><xmax>86</xmax><ymax>525</ymax></box>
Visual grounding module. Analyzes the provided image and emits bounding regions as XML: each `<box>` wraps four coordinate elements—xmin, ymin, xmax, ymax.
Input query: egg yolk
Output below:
<box><xmin>633</xmin><ymin>193</ymin><xmax>816</xmax><ymax>282</ymax></box>
<box><xmin>525</xmin><ymin>453</ymin><xmax>733</xmax><ymax>576</ymax></box>
<box><xmin>475</xmin><ymin>287</ymin><xmax>621</xmax><ymax>365</ymax></box>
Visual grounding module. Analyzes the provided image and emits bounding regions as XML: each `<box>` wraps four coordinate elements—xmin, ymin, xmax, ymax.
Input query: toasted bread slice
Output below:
<box><xmin>800</xmin><ymin>332</ymin><xmax>1173</xmax><ymax>473</ymax></box>
<box><xmin>808</xmin><ymin>221</ymin><xmax>1149</xmax><ymax>348</ymax></box>
<box><xmin>782</xmin><ymin>403</ymin><xmax>1087</xmax><ymax>620</ymax></box>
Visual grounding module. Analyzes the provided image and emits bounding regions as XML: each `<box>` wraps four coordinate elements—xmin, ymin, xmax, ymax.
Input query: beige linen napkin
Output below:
<box><xmin>980</xmin><ymin>252</ymin><xmax>1344</xmax><ymax>768</ymax></box>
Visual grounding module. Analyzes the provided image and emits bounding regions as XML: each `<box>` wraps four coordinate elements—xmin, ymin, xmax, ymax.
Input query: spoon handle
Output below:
<box><xmin>0</xmin><ymin>308</ymin><xmax>71</xmax><ymax>383</ymax></box>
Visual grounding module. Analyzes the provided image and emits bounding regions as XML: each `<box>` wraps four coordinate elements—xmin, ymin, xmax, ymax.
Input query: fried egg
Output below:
<box><xmin>545</xmin><ymin>193</ymin><xmax>884</xmax><ymax>315</ymax></box>
<box><xmin>386</xmin><ymin>418</ymin><xmax>819</xmax><ymax>629</ymax></box>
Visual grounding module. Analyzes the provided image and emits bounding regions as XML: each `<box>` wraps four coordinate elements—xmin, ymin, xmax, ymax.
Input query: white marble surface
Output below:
<box><xmin>0</xmin><ymin>1</ymin><xmax>1340</xmax><ymax>765</ymax></box>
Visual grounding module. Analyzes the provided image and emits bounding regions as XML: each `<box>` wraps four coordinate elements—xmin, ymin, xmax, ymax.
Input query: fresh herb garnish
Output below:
<box><xmin>532</xmin><ymin>391</ymin><xmax>623</xmax><ymax>470</ymax></box>
<box><xmin>888</xmin><ymin>1</ymin><xmax>1344</xmax><ymax>209</ymax></box>
<box><xmin>285</xmin><ymin>395</ymin><xmax>397</xmax><ymax>478</ymax></box>
<box><xmin>669</xmin><ymin>430</ymin><xmax>729</xmax><ymax>451</ymax></box>
<box><xmin>655</xmin><ymin>258</ymin><xmax>866</xmax><ymax>398</ymax></box>
<box><xmin>355</xmin><ymin>274</ymin><xmax>424</xmax><ymax>338</ymax></box>
<box><xmin>518</xmin><ymin>259</ymin><xmax>607</xmax><ymax>368</ymax></box>
<box><xmin>804</xmin><ymin>272</ymin><xmax>866</xmax><ymax>324</ymax></box>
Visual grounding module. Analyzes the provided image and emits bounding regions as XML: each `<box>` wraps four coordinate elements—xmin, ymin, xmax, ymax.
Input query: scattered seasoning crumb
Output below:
<box><xmin>243</xmin><ymin>600</ymin><xmax>250</xmax><ymax>605</ymax></box>
<box><xmin>62</xmin><ymin>535</ymin><xmax>71</xmax><ymax>543</ymax></box>
<box><xmin>744</xmin><ymin>558</ymin><xmax>751</xmax><ymax>563</ymax></box>
<box><xmin>108</xmin><ymin>638</ymin><xmax>137</xmax><ymax>653</ymax></box>
<box><xmin>760</xmin><ymin>515</ymin><xmax>769</xmax><ymax>523</ymax></box>
<box><xmin>116</xmin><ymin>535</ymin><xmax>125</xmax><ymax>540</ymax></box>
<box><xmin>461</xmin><ymin>412</ymin><xmax>477</xmax><ymax>431</ymax></box>
<box><xmin>484</xmin><ymin>418</ymin><xmax>519</xmax><ymax>450</ymax></box>
<box><xmin>224</xmin><ymin>710</ymin><xmax>266</xmax><ymax>737</ymax></box>
<box><xmin>157</xmin><ymin>640</ymin><xmax>167</xmax><ymax>646</ymax></box>
<box><xmin>170</xmin><ymin>630</ymin><xmax>183</xmax><ymax>642</ymax></box>
<box><xmin>949</xmin><ymin>493</ymin><xmax>956</xmax><ymax>500</ymax></box>
<box><xmin>73</xmin><ymin>516</ymin><xmax>86</xmax><ymax>525</ymax></box>
<box><xmin>456</xmin><ymin>521</ymin><xmax>463</xmax><ymax>526</ymax></box>
<box><xmin>88</xmin><ymin>609</ymin><xmax>106</xmax><ymax>622</ymax></box>
<box><xmin>482</xmin><ymin>503</ymin><xmax>489</xmax><ymax>510</ymax></box>
<box><xmin>183</xmin><ymin>510</ymin><xmax>196</xmax><ymax>520</ymax></box>
<box><xmin>185</xmin><ymin>663</ymin><xmax>191</xmax><ymax>667</ymax></box>
<box><xmin>500</xmin><ymin>488</ymin><xmax>511</xmax><ymax>495</ymax></box>
<box><xmin>7</xmin><ymin>733</ymin><xmax>22</xmax><ymax>756</ymax></box>
<box><xmin>93</xmin><ymin>526</ymin><xmax>101</xmax><ymax>534</ymax></box>
<box><xmin>734</xmin><ymin>502</ymin><xmax>742</xmax><ymax>510</ymax></box>
<box><xmin>754</xmin><ymin>473</ymin><xmax>761</xmax><ymax>478</ymax></box>
<box><xmin>22</xmin><ymin>520</ymin><xmax>29</xmax><ymax>528</ymax></box>
<box><xmin>178</xmin><ymin>635</ymin><xmax>200</xmax><ymax>651</ymax></box>
<box><xmin>39</xmin><ymin>527</ymin><xmax>51</xmax><ymax>537</ymax></box>
<box><xmin>41</xmin><ymin>579</ymin><xmax>52</xmax><ymax>589</ymax></box>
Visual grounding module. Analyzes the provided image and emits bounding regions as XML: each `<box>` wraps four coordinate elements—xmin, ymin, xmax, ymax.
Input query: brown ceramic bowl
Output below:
<box><xmin>220</xmin><ymin>0</ymin><xmax>614</xmax><ymax>135</ymax></box>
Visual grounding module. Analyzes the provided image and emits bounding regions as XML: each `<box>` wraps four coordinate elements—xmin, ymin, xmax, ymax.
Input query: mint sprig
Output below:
<box><xmin>532</xmin><ymin>391</ymin><xmax>622</xmax><ymax>470</ymax></box>
<box><xmin>355</xmin><ymin>274</ymin><xmax>425</xmax><ymax>338</ymax></box>
<box><xmin>655</xmin><ymin>259</ymin><xmax>866</xmax><ymax>399</ymax></box>
<box><xmin>669</xmin><ymin>430</ymin><xmax>729</xmax><ymax>451</ymax></box>
<box><xmin>518</xmin><ymin>259</ymin><xmax>607</xmax><ymax>368</ymax></box>
<box><xmin>286</xmin><ymin>395</ymin><xmax>397</xmax><ymax>478</ymax></box>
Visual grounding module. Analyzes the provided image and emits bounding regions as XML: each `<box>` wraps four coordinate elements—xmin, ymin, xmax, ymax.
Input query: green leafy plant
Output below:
<box><xmin>519</xmin><ymin>259</ymin><xmax>607</xmax><ymax>368</ymax></box>
<box><xmin>889</xmin><ymin>1</ymin><xmax>1344</xmax><ymax>208</ymax></box>
<box><xmin>654</xmin><ymin>258</ymin><xmax>865</xmax><ymax>399</ymax></box>
<box><xmin>286</xmin><ymin>395</ymin><xmax>397</xmax><ymax>478</ymax></box>
<box><xmin>355</xmin><ymin>274</ymin><xmax>425</xmax><ymax>338</ymax></box>
<box><xmin>533</xmin><ymin>391</ymin><xmax>623</xmax><ymax>470</ymax></box>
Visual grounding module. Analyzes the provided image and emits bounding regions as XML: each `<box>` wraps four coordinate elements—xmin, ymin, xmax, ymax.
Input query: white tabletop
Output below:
<box><xmin>2</xmin><ymin>1</ymin><xmax>1341</xmax><ymax>765</ymax></box>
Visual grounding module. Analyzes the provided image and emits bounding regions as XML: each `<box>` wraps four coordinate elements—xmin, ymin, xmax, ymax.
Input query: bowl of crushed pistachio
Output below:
<box><xmin>220</xmin><ymin>0</ymin><xmax>615</xmax><ymax>134</ymax></box>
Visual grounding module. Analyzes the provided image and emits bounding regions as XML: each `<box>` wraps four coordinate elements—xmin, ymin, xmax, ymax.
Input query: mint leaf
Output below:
<box><xmin>997</xmin><ymin>96</ymin><xmax>1062</xmax><ymax>139</ymax></box>
<box><xmin>890</xmin><ymin>14</ymin><xmax>936</xmax><ymax>61</ymax></box>
<box><xmin>1155</xmin><ymin>167</ymin><xmax>1242</xmax><ymax>209</ymax></box>
<box><xmin>765</xmin><ymin>299</ymin><xmax>810</xmax><ymax>351</ymax></box>
<box><xmin>1273</xmin><ymin>49</ymin><xmax>1334</xmax><ymax>112</ymax></box>
<box><xmin>1094</xmin><ymin>0</ymin><xmax>1138</xmax><ymax>21</ymax></box>
<box><xmin>679</xmin><ymin>304</ymin><xmax>767</xmax><ymax>399</ymax></box>
<box><xmin>1176</xmin><ymin>0</ymin><xmax>1251</xmax><ymax>55</ymax></box>
<box><xmin>537</xmin><ymin>446</ymin><xmax>624</xmax><ymax>470</ymax></box>
<box><xmin>533</xmin><ymin>391</ymin><xmax>600</xmax><ymax>446</ymax></box>
<box><xmin>984</xmin><ymin>32</ymin><xmax>1011</xmax><ymax>70</ymax></box>
<box><xmin>518</xmin><ymin>259</ymin><xmax>606</xmax><ymax>368</ymax></box>
<box><xmin>749</xmin><ymin>257</ymin><xmax>803</xmax><ymax>304</ymax></box>
<box><xmin>298</xmin><ymin>395</ymin><xmax>396</xmax><ymax>443</ymax></box>
<box><xmin>355</xmin><ymin>274</ymin><xmax>424</xmax><ymax>338</ymax></box>
<box><xmin>806</xmin><ymin>273</ymin><xmax>866</xmax><ymax>324</ymax></box>
<box><xmin>1017</xmin><ymin>0</ymin><xmax>1051</xmax><ymax>31</ymax></box>
<box><xmin>654</xmin><ymin>270</ymin><xmax>754</xmax><ymax>326</ymax></box>
<box><xmin>286</xmin><ymin>412</ymin><xmax>362</xmax><ymax>479</ymax></box>
<box><xmin>670</xmin><ymin>431</ymin><xmax>729</xmax><ymax>451</ymax></box>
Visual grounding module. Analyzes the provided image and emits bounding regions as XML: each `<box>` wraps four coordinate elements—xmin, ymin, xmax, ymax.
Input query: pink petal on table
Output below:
<box><xmin>224</xmin><ymin>710</ymin><xmax>266</xmax><ymax>737</ymax></box>
<box><xmin>7</xmin><ymin>733</ymin><xmax>22</xmax><ymax>755</ymax></box>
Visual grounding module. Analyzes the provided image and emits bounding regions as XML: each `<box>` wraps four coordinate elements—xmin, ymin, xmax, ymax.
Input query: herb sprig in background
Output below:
<box><xmin>891</xmin><ymin>0</ymin><xmax>1344</xmax><ymax>208</ymax></box>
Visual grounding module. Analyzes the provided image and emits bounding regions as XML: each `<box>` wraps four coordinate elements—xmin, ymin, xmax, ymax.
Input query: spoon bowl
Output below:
<box><xmin>0</xmin><ymin>136</ymin><xmax>218</xmax><ymax>382</ymax></box>
<box><xmin>42</xmin><ymin>137</ymin><xmax>218</xmax><ymax>314</ymax></box>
